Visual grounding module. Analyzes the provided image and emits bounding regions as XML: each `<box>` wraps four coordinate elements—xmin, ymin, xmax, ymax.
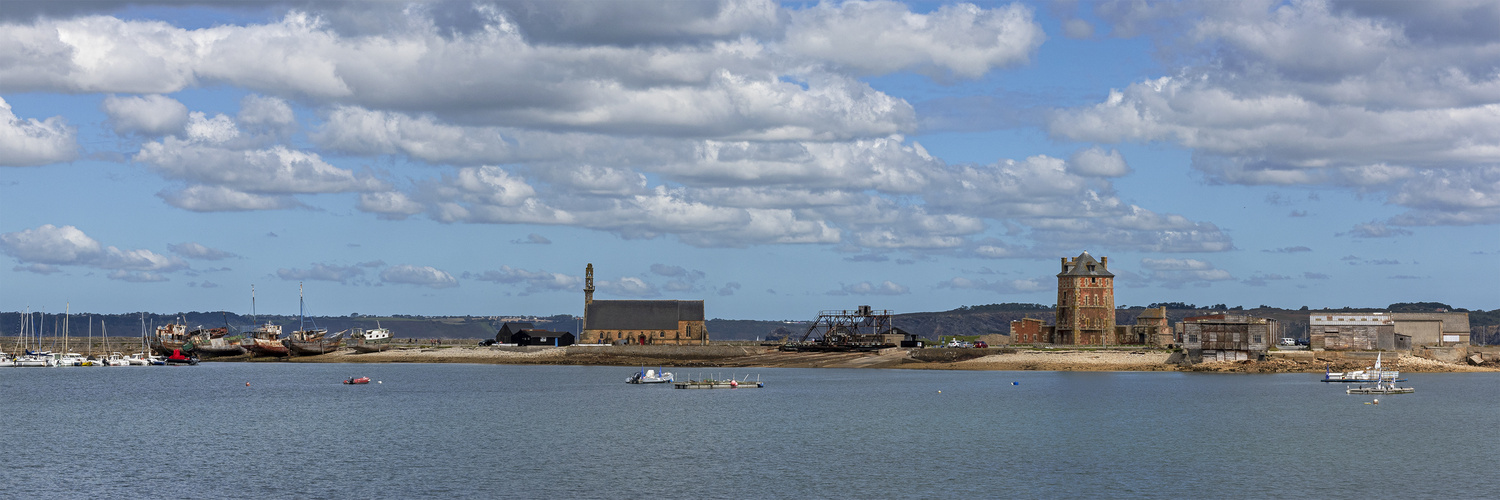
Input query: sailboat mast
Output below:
<box><xmin>299</xmin><ymin>282</ymin><xmax>305</xmax><ymax>332</ymax></box>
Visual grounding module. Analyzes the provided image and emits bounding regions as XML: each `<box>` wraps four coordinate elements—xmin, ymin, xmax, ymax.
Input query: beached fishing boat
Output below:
<box><xmin>627</xmin><ymin>368</ymin><xmax>674</xmax><ymax>384</ymax></box>
<box><xmin>194</xmin><ymin>336</ymin><xmax>248</xmax><ymax>357</ymax></box>
<box><xmin>285</xmin><ymin>330</ymin><xmax>346</xmax><ymax>355</ymax></box>
<box><xmin>349</xmin><ymin>324</ymin><xmax>394</xmax><ymax>353</ymax></box>
<box><xmin>244</xmin><ymin>323</ymin><xmax>289</xmax><ymax>357</ymax></box>
<box><xmin>279</xmin><ymin>282</ymin><xmax>338</xmax><ymax>355</ymax></box>
<box><xmin>240</xmin><ymin>285</ymin><xmax>288</xmax><ymax>357</ymax></box>
<box><xmin>186</xmin><ymin>327</ymin><xmax>248</xmax><ymax>358</ymax></box>
<box><xmin>150</xmin><ymin>320</ymin><xmax>191</xmax><ymax>356</ymax></box>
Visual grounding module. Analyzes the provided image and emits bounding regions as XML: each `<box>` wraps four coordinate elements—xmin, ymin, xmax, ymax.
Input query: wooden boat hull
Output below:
<box><xmin>247</xmin><ymin>338</ymin><xmax>290</xmax><ymax>356</ymax></box>
<box><xmin>150</xmin><ymin>339</ymin><xmax>189</xmax><ymax>357</ymax></box>
<box><xmin>193</xmin><ymin>344</ymin><xmax>247</xmax><ymax>357</ymax></box>
<box><xmin>285</xmin><ymin>339</ymin><xmax>343</xmax><ymax>355</ymax></box>
<box><xmin>349</xmin><ymin>343</ymin><xmax>392</xmax><ymax>353</ymax></box>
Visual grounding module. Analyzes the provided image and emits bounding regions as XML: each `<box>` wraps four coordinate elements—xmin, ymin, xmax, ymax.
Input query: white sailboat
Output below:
<box><xmin>15</xmin><ymin>309</ymin><xmax>57</xmax><ymax>367</ymax></box>
<box><xmin>1323</xmin><ymin>352</ymin><xmax>1402</xmax><ymax>382</ymax></box>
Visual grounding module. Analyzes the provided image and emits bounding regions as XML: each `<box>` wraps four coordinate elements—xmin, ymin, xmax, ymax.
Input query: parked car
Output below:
<box><xmin>479</xmin><ymin>339</ymin><xmax>497</xmax><ymax>346</ymax></box>
<box><xmin>974</xmin><ymin>341</ymin><xmax>988</xmax><ymax>348</ymax></box>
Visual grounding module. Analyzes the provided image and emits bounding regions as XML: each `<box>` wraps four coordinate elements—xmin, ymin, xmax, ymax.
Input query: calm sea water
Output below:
<box><xmin>2</xmin><ymin>364</ymin><xmax>1496</xmax><ymax>499</ymax></box>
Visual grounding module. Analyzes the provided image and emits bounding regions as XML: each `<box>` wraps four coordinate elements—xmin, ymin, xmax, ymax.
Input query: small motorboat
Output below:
<box><xmin>626</xmin><ymin>368</ymin><xmax>674</xmax><ymax>384</ymax></box>
<box><xmin>343</xmin><ymin>376</ymin><xmax>371</xmax><ymax>385</ymax></box>
<box><xmin>164</xmin><ymin>348</ymin><xmax>198</xmax><ymax>366</ymax></box>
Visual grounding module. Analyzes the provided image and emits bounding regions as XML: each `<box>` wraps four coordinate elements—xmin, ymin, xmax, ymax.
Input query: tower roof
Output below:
<box><xmin>585</xmin><ymin>300</ymin><xmax>704</xmax><ymax>330</ymax></box>
<box><xmin>1059</xmin><ymin>251</ymin><xmax>1113</xmax><ymax>277</ymax></box>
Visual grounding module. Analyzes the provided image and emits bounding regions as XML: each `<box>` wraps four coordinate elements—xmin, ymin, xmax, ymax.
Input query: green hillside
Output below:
<box><xmin>4</xmin><ymin>301</ymin><xmax>1493</xmax><ymax>344</ymax></box>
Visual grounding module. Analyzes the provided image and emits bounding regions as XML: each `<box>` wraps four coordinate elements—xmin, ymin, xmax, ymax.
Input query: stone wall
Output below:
<box><xmin>1415</xmin><ymin>345</ymin><xmax>1469</xmax><ymax>364</ymax></box>
<box><xmin>565</xmin><ymin>344</ymin><xmax>754</xmax><ymax>359</ymax></box>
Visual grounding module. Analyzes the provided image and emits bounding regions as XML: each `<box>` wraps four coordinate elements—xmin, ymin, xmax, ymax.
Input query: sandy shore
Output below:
<box><xmin>249</xmin><ymin>345</ymin><xmax>1498</xmax><ymax>373</ymax></box>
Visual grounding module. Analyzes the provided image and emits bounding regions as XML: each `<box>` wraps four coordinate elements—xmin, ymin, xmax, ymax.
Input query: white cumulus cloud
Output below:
<box><xmin>380</xmin><ymin>264</ymin><xmax>458</xmax><ymax>289</ymax></box>
<box><xmin>0</xmin><ymin>97</ymin><xmax>77</xmax><ymax>166</ymax></box>
<box><xmin>0</xmin><ymin>224</ymin><xmax>187</xmax><ymax>277</ymax></box>
<box><xmin>102</xmin><ymin>94</ymin><xmax>188</xmax><ymax>136</ymax></box>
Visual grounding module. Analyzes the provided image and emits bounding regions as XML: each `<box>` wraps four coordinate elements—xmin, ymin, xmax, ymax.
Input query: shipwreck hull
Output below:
<box><xmin>349</xmin><ymin>343</ymin><xmax>392</xmax><ymax>353</ymax></box>
<box><xmin>247</xmin><ymin>338</ymin><xmax>290</xmax><ymax>357</ymax></box>
<box><xmin>285</xmin><ymin>339</ymin><xmax>343</xmax><ymax>355</ymax></box>
<box><xmin>194</xmin><ymin>344</ymin><xmax>248</xmax><ymax>357</ymax></box>
<box><xmin>150</xmin><ymin>339</ymin><xmax>189</xmax><ymax>357</ymax></box>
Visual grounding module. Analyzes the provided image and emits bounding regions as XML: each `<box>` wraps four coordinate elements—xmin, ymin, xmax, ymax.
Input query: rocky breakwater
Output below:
<box><xmin>1187</xmin><ymin>350</ymin><xmax>1497</xmax><ymax>374</ymax></box>
<box><xmin>910</xmin><ymin>348</ymin><xmax>1178</xmax><ymax>371</ymax></box>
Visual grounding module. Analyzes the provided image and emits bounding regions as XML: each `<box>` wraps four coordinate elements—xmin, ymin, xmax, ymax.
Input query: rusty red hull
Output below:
<box><xmin>248</xmin><ymin>337</ymin><xmax>290</xmax><ymax>356</ymax></box>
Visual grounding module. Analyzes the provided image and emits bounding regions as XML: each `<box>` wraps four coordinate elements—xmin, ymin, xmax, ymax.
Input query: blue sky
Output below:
<box><xmin>1</xmin><ymin>0</ymin><xmax>1496</xmax><ymax>320</ymax></box>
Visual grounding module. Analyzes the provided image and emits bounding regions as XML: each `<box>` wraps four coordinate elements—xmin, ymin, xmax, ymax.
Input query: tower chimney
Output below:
<box><xmin>1100</xmin><ymin>256</ymin><xmax>1107</xmax><ymax>268</ymax></box>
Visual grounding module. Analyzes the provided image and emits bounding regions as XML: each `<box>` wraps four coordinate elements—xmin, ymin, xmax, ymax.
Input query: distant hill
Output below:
<box><xmin>3</xmin><ymin>301</ymin><xmax>1493</xmax><ymax>344</ymax></box>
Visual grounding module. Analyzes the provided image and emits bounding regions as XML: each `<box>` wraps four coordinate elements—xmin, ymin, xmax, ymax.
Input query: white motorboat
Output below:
<box><xmin>1323</xmin><ymin>352</ymin><xmax>1401</xmax><ymax>382</ymax></box>
<box><xmin>627</xmin><ymin>368</ymin><xmax>674</xmax><ymax>384</ymax></box>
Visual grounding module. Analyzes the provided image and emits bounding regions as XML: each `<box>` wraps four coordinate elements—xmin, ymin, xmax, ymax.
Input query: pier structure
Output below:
<box><xmin>781</xmin><ymin>305</ymin><xmax>898</xmax><ymax>352</ymax></box>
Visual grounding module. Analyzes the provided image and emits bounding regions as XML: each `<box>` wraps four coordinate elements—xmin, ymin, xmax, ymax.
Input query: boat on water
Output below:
<box><xmin>57</xmin><ymin>352</ymin><xmax>90</xmax><ymax>366</ymax></box>
<box><xmin>349</xmin><ymin>325</ymin><xmax>394</xmax><ymax>353</ymax></box>
<box><xmin>627</xmin><ymin>368</ymin><xmax>674</xmax><ymax>384</ymax></box>
<box><xmin>1323</xmin><ymin>353</ymin><xmax>1402</xmax><ymax>382</ymax></box>
<box><xmin>102</xmin><ymin>352</ymin><xmax>131</xmax><ymax>366</ymax></box>
<box><xmin>343</xmin><ymin>376</ymin><xmax>371</xmax><ymax>385</ymax></box>
<box><xmin>13</xmin><ymin>350</ymin><xmax>57</xmax><ymax>367</ymax></box>
<box><xmin>1346</xmin><ymin>372</ymin><xmax>1414</xmax><ymax>395</ymax></box>
<box><xmin>164</xmin><ymin>348</ymin><xmax>198</xmax><ymax>366</ymax></box>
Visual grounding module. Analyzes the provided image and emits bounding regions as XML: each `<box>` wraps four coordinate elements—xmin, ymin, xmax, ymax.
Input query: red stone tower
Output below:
<box><xmin>1055</xmin><ymin>252</ymin><xmax>1115</xmax><ymax>345</ymax></box>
